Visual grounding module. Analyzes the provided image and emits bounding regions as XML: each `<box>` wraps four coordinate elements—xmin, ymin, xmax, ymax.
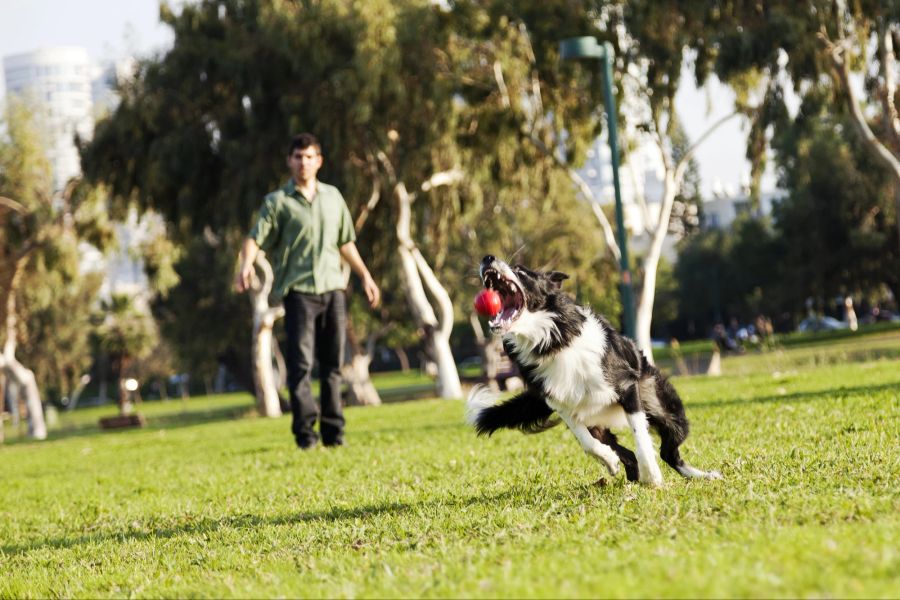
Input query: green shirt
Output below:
<box><xmin>249</xmin><ymin>180</ymin><xmax>356</xmax><ymax>298</ymax></box>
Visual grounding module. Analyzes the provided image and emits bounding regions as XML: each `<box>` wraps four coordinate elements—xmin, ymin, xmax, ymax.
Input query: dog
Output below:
<box><xmin>466</xmin><ymin>255</ymin><xmax>722</xmax><ymax>486</ymax></box>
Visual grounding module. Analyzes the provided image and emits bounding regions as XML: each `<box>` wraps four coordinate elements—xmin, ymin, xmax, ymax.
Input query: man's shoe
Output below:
<box><xmin>296</xmin><ymin>437</ymin><xmax>318</xmax><ymax>450</ymax></box>
<box><xmin>323</xmin><ymin>438</ymin><xmax>344</xmax><ymax>448</ymax></box>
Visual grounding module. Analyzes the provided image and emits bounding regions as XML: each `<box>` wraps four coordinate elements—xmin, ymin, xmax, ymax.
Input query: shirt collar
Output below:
<box><xmin>283</xmin><ymin>179</ymin><xmax>319</xmax><ymax>202</ymax></box>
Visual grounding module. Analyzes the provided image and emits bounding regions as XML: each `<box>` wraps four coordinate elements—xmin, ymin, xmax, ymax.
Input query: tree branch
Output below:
<box><xmin>675</xmin><ymin>111</ymin><xmax>741</xmax><ymax>184</ymax></box>
<box><xmin>0</xmin><ymin>196</ymin><xmax>29</xmax><ymax>215</ymax></box>
<box><xmin>493</xmin><ymin>60</ymin><xmax>511</xmax><ymax>109</ymax></box>
<box><xmin>522</xmin><ymin>132</ymin><xmax>621</xmax><ymax>261</ymax></box>
<box><xmin>420</xmin><ymin>169</ymin><xmax>464</xmax><ymax>193</ymax></box>
<box><xmin>818</xmin><ymin>30</ymin><xmax>900</xmax><ymax>181</ymax></box>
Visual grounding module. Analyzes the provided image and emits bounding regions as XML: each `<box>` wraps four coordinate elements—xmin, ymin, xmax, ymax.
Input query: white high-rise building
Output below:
<box><xmin>3</xmin><ymin>47</ymin><xmax>95</xmax><ymax>191</ymax></box>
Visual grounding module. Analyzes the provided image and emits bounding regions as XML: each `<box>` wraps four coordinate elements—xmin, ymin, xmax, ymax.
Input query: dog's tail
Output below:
<box><xmin>466</xmin><ymin>384</ymin><xmax>557</xmax><ymax>436</ymax></box>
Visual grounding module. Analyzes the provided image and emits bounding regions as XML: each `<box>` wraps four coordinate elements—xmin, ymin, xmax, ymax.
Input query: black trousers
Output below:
<box><xmin>283</xmin><ymin>290</ymin><xmax>346</xmax><ymax>445</ymax></box>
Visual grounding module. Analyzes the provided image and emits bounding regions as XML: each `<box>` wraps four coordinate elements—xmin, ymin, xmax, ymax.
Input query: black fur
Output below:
<box><xmin>472</xmin><ymin>387</ymin><xmax>555</xmax><ymax>436</ymax></box>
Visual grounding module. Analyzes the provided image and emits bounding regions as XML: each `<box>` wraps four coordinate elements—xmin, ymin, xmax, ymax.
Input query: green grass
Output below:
<box><xmin>1</xmin><ymin>334</ymin><xmax>899</xmax><ymax>598</ymax></box>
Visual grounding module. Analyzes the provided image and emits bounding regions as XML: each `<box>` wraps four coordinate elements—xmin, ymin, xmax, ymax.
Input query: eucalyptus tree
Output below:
<box><xmin>1</xmin><ymin>100</ymin><xmax>114</xmax><ymax>438</ymax></box>
<box><xmin>706</xmin><ymin>0</ymin><xmax>899</xmax><ymax>252</ymax></box>
<box><xmin>440</xmin><ymin>1</ymin><xmax>739</xmax><ymax>360</ymax></box>
<box><xmin>81</xmin><ymin>0</ymin><xmax>471</xmax><ymax>399</ymax></box>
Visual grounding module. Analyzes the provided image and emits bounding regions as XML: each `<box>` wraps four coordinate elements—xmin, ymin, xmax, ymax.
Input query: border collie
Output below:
<box><xmin>466</xmin><ymin>256</ymin><xmax>722</xmax><ymax>486</ymax></box>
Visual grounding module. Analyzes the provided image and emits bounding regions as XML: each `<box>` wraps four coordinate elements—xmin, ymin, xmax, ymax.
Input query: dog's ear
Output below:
<box><xmin>547</xmin><ymin>271</ymin><xmax>569</xmax><ymax>290</ymax></box>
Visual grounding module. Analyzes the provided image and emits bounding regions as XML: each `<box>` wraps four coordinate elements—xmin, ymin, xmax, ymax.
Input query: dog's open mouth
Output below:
<box><xmin>481</xmin><ymin>267</ymin><xmax>525</xmax><ymax>331</ymax></box>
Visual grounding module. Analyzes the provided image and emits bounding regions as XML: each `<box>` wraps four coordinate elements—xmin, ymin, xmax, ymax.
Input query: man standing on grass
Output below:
<box><xmin>235</xmin><ymin>133</ymin><xmax>380</xmax><ymax>450</ymax></box>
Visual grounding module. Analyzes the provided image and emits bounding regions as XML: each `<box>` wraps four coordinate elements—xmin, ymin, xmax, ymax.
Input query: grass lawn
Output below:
<box><xmin>1</xmin><ymin>332</ymin><xmax>898</xmax><ymax>598</ymax></box>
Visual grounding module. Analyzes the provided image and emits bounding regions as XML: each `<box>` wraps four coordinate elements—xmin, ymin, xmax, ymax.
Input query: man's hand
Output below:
<box><xmin>235</xmin><ymin>237</ymin><xmax>260</xmax><ymax>293</ymax></box>
<box><xmin>362</xmin><ymin>275</ymin><xmax>381</xmax><ymax>309</ymax></box>
<box><xmin>234</xmin><ymin>261</ymin><xmax>255</xmax><ymax>293</ymax></box>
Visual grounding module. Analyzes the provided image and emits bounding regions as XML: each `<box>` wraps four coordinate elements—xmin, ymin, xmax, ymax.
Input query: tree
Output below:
<box><xmin>770</xmin><ymin>101</ymin><xmax>899</xmax><ymax>307</ymax></box>
<box><xmin>708</xmin><ymin>0</ymin><xmax>900</xmax><ymax>253</ymax></box>
<box><xmin>81</xmin><ymin>0</ymin><xmax>468</xmax><ymax>400</ymax></box>
<box><xmin>92</xmin><ymin>294</ymin><xmax>158</xmax><ymax>414</ymax></box>
<box><xmin>1</xmin><ymin>100</ymin><xmax>113</xmax><ymax>438</ymax></box>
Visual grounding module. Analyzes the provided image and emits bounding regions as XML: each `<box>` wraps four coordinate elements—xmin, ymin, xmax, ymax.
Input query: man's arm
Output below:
<box><xmin>340</xmin><ymin>242</ymin><xmax>380</xmax><ymax>308</ymax></box>
<box><xmin>234</xmin><ymin>237</ymin><xmax>260</xmax><ymax>293</ymax></box>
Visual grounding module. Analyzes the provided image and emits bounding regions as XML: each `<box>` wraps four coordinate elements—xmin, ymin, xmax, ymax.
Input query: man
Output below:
<box><xmin>235</xmin><ymin>133</ymin><xmax>380</xmax><ymax>449</ymax></box>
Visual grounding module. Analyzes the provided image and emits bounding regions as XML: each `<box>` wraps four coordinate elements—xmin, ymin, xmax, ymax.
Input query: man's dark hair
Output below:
<box><xmin>288</xmin><ymin>133</ymin><xmax>321</xmax><ymax>156</ymax></box>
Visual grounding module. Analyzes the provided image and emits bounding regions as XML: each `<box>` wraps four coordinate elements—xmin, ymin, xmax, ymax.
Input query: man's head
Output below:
<box><xmin>287</xmin><ymin>133</ymin><xmax>323</xmax><ymax>185</ymax></box>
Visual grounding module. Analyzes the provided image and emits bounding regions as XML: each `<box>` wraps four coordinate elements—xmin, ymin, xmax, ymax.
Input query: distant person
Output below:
<box><xmin>235</xmin><ymin>133</ymin><xmax>380</xmax><ymax>450</ymax></box>
<box><xmin>843</xmin><ymin>297</ymin><xmax>858</xmax><ymax>331</ymax></box>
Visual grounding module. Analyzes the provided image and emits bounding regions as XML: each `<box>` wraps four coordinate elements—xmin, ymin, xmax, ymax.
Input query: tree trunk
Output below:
<box><xmin>0</xmin><ymin>354</ymin><xmax>45</xmax><ymax>439</ymax></box>
<box><xmin>636</xmin><ymin>172</ymin><xmax>678</xmax><ymax>363</ymax></box>
<box><xmin>469</xmin><ymin>312</ymin><xmax>501</xmax><ymax>391</ymax></box>
<box><xmin>0</xmin><ymin>256</ymin><xmax>46</xmax><ymax>440</ymax></box>
<box><xmin>343</xmin><ymin>353</ymin><xmax>381</xmax><ymax>406</ymax></box>
<box><xmin>393</xmin><ymin>181</ymin><xmax>462</xmax><ymax>399</ymax></box>
<box><xmin>395</xmin><ymin>347</ymin><xmax>410</xmax><ymax>372</ymax></box>
<box><xmin>249</xmin><ymin>252</ymin><xmax>284</xmax><ymax>418</ymax></box>
<box><xmin>342</xmin><ymin>316</ymin><xmax>382</xmax><ymax>406</ymax></box>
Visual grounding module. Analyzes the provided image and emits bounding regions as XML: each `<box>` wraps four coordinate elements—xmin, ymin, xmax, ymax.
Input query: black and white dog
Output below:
<box><xmin>466</xmin><ymin>256</ymin><xmax>722</xmax><ymax>486</ymax></box>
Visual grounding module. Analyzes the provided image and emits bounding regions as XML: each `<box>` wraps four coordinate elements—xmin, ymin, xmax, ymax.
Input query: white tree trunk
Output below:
<box><xmin>0</xmin><ymin>257</ymin><xmax>46</xmax><ymax>440</ymax></box>
<box><xmin>394</xmin><ymin>181</ymin><xmax>463</xmax><ymax>399</ymax></box>
<box><xmin>343</xmin><ymin>353</ymin><xmax>381</xmax><ymax>406</ymax></box>
<box><xmin>635</xmin><ymin>172</ymin><xmax>678</xmax><ymax>362</ymax></box>
<box><xmin>249</xmin><ymin>252</ymin><xmax>284</xmax><ymax>418</ymax></box>
<box><xmin>0</xmin><ymin>354</ymin><xmax>45</xmax><ymax>440</ymax></box>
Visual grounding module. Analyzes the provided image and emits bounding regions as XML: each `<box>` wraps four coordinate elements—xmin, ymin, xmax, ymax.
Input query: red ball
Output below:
<box><xmin>474</xmin><ymin>289</ymin><xmax>502</xmax><ymax>317</ymax></box>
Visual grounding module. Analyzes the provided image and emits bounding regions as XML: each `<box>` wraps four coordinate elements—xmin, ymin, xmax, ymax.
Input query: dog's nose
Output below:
<box><xmin>481</xmin><ymin>255</ymin><xmax>496</xmax><ymax>266</ymax></box>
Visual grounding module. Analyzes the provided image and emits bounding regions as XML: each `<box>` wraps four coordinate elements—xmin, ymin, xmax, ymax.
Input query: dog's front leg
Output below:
<box><xmin>558</xmin><ymin>412</ymin><xmax>620</xmax><ymax>476</ymax></box>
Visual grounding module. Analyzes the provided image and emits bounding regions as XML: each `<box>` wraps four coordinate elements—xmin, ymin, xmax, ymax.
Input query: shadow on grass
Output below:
<box><xmin>0</xmin><ymin>483</ymin><xmax>596</xmax><ymax>557</ymax></box>
<box><xmin>689</xmin><ymin>381</ymin><xmax>899</xmax><ymax>410</ymax></box>
<box><xmin>1</xmin><ymin>404</ymin><xmax>253</xmax><ymax>447</ymax></box>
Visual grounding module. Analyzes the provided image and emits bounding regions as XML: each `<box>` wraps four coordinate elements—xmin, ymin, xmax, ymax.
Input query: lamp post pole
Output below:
<box><xmin>560</xmin><ymin>36</ymin><xmax>636</xmax><ymax>339</ymax></box>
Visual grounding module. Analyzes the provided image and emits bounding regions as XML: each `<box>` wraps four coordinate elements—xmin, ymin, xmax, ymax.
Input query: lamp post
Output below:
<box><xmin>560</xmin><ymin>36</ymin><xmax>636</xmax><ymax>340</ymax></box>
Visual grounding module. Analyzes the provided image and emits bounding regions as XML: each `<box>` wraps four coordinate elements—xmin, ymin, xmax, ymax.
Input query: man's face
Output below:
<box><xmin>287</xmin><ymin>146</ymin><xmax>322</xmax><ymax>184</ymax></box>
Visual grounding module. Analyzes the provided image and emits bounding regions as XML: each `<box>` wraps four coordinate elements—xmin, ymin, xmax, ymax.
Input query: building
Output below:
<box><xmin>702</xmin><ymin>186</ymin><xmax>783</xmax><ymax>230</ymax></box>
<box><xmin>3</xmin><ymin>47</ymin><xmax>95</xmax><ymax>191</ymax></box>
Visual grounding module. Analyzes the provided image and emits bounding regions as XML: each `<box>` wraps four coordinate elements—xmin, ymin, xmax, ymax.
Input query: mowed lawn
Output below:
<box><xmin>1</xmin><ymin>333</ymin><xmax>898</xmax><ymax>598</ymax></box>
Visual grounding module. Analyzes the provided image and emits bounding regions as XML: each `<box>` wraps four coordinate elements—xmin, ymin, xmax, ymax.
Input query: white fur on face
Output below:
<box><xmin>505</xmin><ymin>309</ymin><xmax>560</xmax><ymax>357</ymax></box>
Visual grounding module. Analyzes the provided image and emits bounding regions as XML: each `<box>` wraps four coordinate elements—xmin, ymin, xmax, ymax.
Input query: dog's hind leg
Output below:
<box><xmin>590</xmin><ymin>427</ymin><xmax>639</xmax><ymax>482</ymax></box>
<box><xmin>620</xmin><ymin>382</ymin><xmax>664</xmax><ymax>486</ymax></box>
<box><xmin>559</xmin><ymin>413</ymin><xmax>620</xmax><ymax>476</ymax></box>
<box><xmin>651</xmin><ymin>374</ymin><xmax>723</xmax><ymax>480</ymax></box>
<box><xmin>658</xmin><ymin>427</ymin><xmax>723</xmax><ymax>480</ymax></box>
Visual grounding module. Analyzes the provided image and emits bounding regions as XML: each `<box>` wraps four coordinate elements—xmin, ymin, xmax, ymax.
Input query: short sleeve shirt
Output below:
<box><xmin>249</xmin><ymin>180</ymin><xmax>356</xmax><ymax>297</ymax></box>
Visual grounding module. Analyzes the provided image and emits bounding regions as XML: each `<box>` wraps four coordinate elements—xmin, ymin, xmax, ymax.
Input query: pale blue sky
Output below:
<box><xmin>0</xmin><ymin>0</ymin><xmax>770</xmax><ymax>195</ymax></box>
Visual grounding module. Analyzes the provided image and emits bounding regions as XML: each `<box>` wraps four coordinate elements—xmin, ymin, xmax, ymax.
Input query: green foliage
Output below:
<box><xmin>673</xmin><ymin>216</ymin><xmax>783</xmax><ymax>333</ymax></box>
<box><xmin>81</xmin><ymin>0</ymin><xmax>624</xmax><ymax>362</ymax></box>
<box><xmin>1</xmin><ymin>100</ymin><xmax>115</xmax><ymax>401</ymax></box>
<box><xmin>92</xmin><ymin>294</ymin><xmax>158</xmax><ymax>370</ymax></box>
<box><xmin>1</xmin><ymin>333</ymin><xmax>898</xmax><ymax>597</ymax></box>
<box><xmin>770</xmin><ymin>107</ymin><xmax>899</xmax><ymax>305</ymax></box>
<box><xmin>151</xmin><ymin>231</ymin><xmax>254</xmax><ymax>387</ymax></box>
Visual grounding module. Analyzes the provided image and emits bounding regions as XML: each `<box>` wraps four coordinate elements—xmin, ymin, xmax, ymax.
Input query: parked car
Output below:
<box><xmin>797</xmin><ymin>316</ymin><xmax>848</xmax><ymax>333</ymax></box>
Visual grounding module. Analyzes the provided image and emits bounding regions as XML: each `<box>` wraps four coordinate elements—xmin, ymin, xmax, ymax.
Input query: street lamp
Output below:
<box><xmin>559</xmin><ymin>36</ymin><xmax>636</xmax><ymax>340</ymax></box>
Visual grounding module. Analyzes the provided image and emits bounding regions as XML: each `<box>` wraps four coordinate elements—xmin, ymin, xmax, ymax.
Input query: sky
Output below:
<box><xmin>0</xmin><ymin>0</ymin><xmax>773</xmax><ymax>196</ymax></box>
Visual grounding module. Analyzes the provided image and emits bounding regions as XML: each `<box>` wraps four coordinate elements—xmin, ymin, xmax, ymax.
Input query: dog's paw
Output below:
<box><xmin>586</xmin><ymin>442</ymin><xmax>620</xmax><ymax>476</ymax></box>
<box><xmin>638</xmin><ymin>462</ymin><xmax>664</xmax><ymax>487</ymax></box>
<box><xmin>465</xmin><ymin>384</ymin><xmax>499</xmax><ymax>427</ymax></box>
